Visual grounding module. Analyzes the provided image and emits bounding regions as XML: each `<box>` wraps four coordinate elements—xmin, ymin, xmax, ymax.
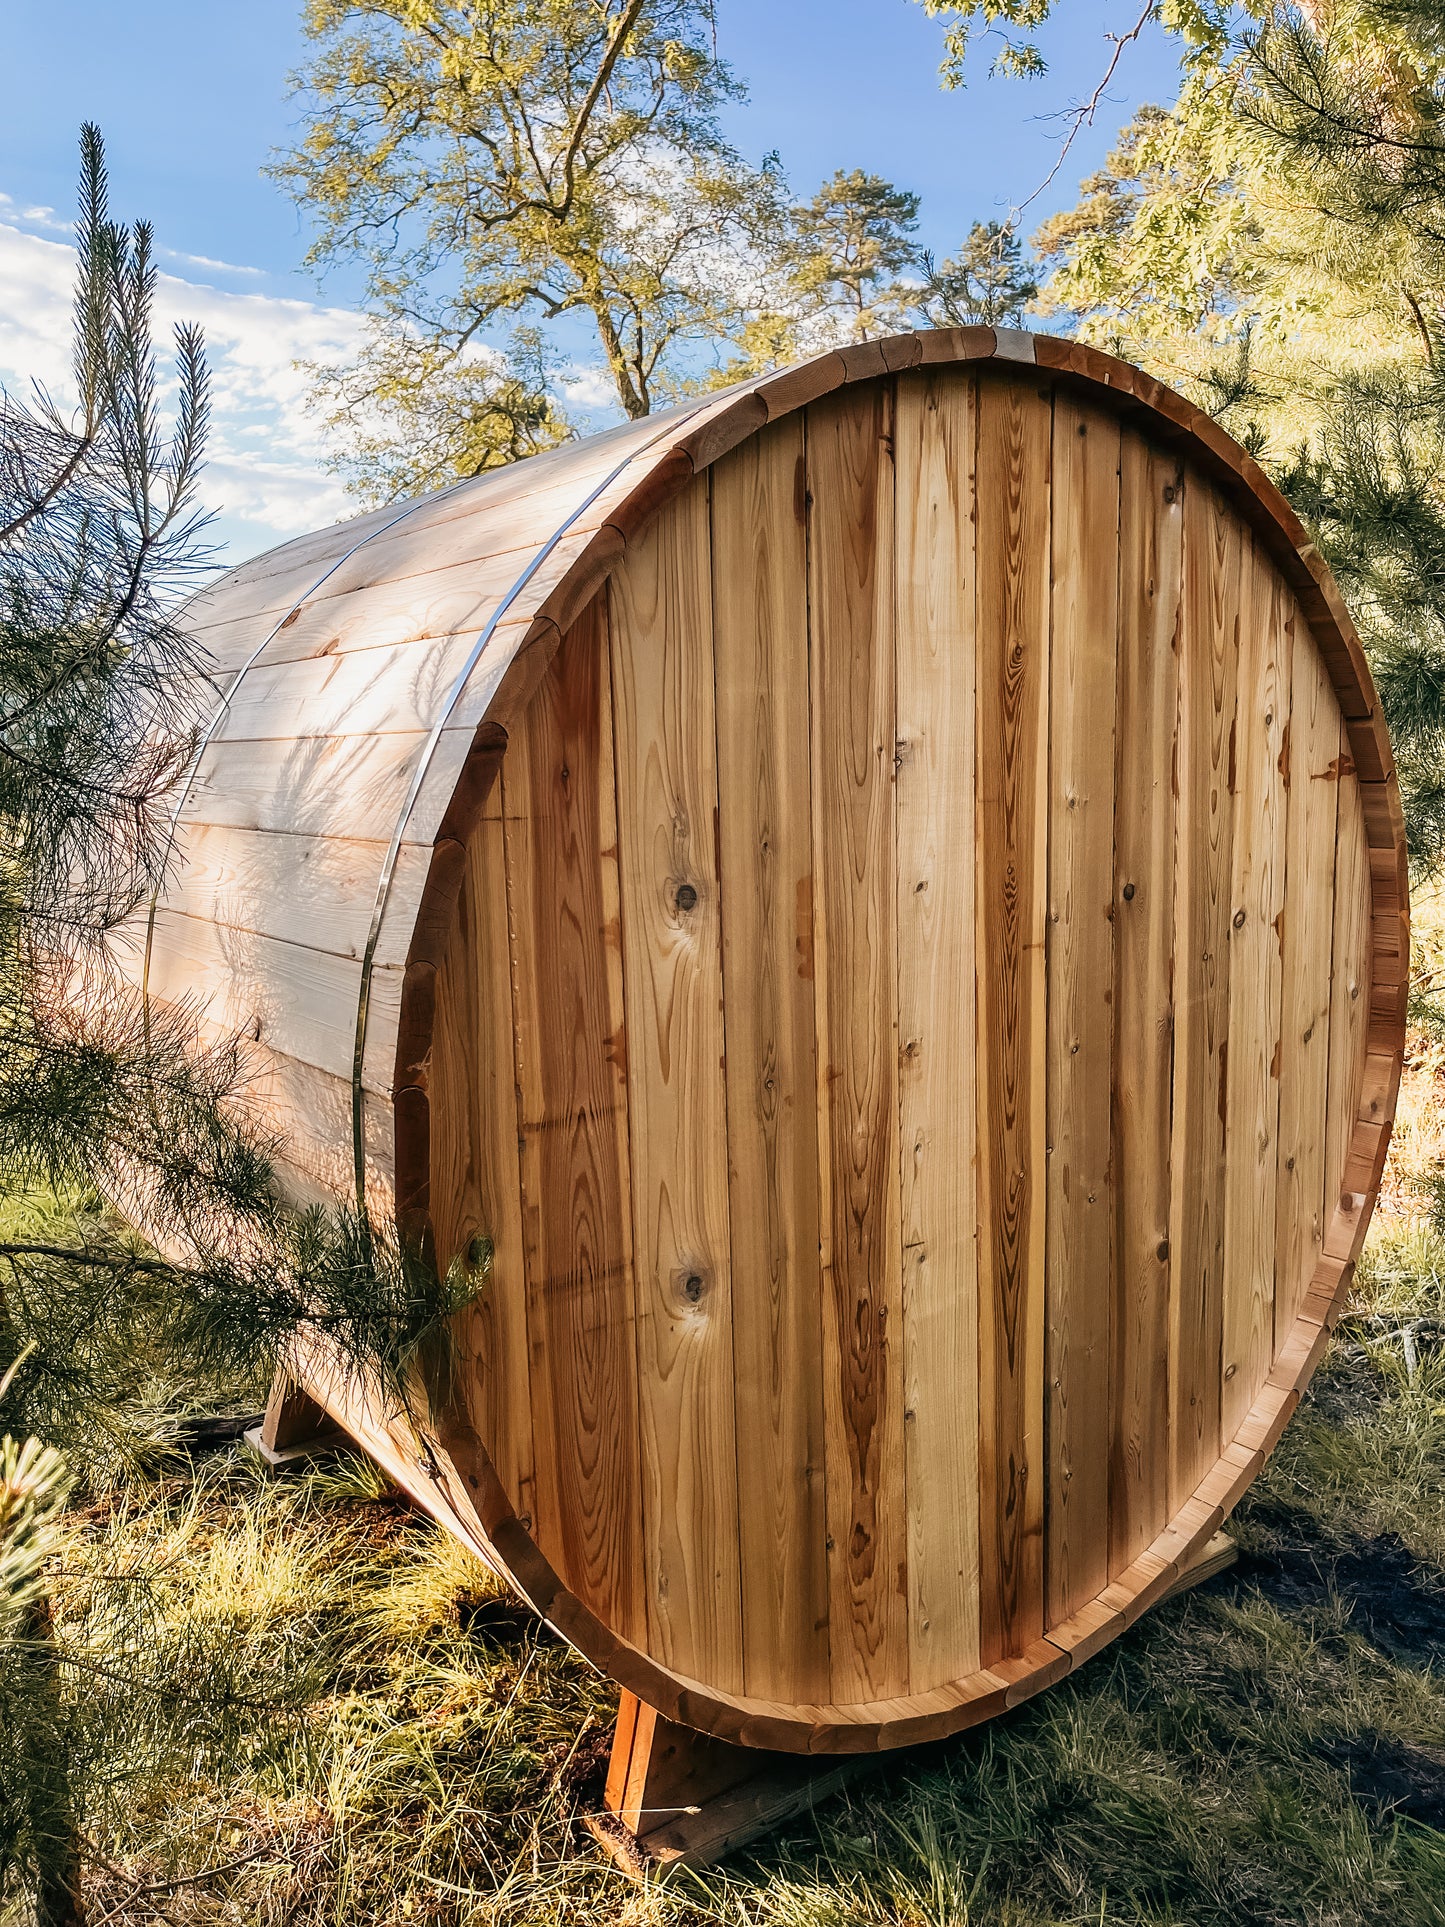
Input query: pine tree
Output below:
<box><xmin>0</xmin><ymin>129</ymin><xmax>473</xmax><ymax>1925</ymax></box>
<box><xmin>785</xmin><ymin>169</ymin><xmax>923</xmax><ymax>344</ymax></box>
<box><xmin>918</xmin><ymin>219</ymin><xmax>1039</xmax><ymax>327</ymax></box>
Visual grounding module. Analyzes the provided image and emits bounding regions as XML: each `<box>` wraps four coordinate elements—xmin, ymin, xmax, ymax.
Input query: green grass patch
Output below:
<box><xmin>35</xmin><ymin>1274</ymin><xmax>1445</xmax><ymax>1927</ymax></box>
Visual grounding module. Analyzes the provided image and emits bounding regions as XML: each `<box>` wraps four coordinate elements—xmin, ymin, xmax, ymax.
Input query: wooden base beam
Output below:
<box><xmin>585</xmin><ymin>1532</ymin><xmax>1240</xmax><ymax>1875</ymax></box>
<box><xmin>243</xmin><ymin>1370</ymin><xmax>349</xmax><ymax>1470</ymax></box>
<box><xmin>1160</xmin><ymin>1529</ymin><xmax>1238</xmax><ymax>1601</ymax></box>
<box><xmin>582</xmin><ymin>1692</ymin><xmax>864</xmax><ymax>1874</ymax></box>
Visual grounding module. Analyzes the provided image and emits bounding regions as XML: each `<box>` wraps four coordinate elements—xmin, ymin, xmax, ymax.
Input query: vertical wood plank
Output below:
<box><xmin>609</xmin><ymin>483</ymin><xmax>744</xmax><ymax>1693</ymax></box>
<box><xmin>806</xmin><ymin>382</ymin><xmax>909</xmax><ymax>1702</ymax></box>
<box><xmin>429</xmin><ymin>786</ymin><xmax>535</xmax><ymax>1521</ymax></box>
<box><xmin>1109</xmin><ymin>439</ymin><xmax>1183</xmax><ymax>1577</ymax></box>
<box><xmin>1221</xmin><ymin>545</ymin><xmax>1291</xmax><ymax>1437</ymax></box>
<box><xmin>894</xmin><ymin>369</ymin><xmax>981</xmax><ymax>1689</ymax></box>
<box><xmin>1325</xmin><ymin>724</ymin><xmax>1371</xmax><ymax>1222</ymax></box>
<box><xmin>1044</xmin><ymin>394</ymin><xmax>1121</xmax><ymax>1627</ymax></box>
<box><xmin>1168</xmin><ymin>482</ymin><xmax>1241</xmax><ymax>1511</ymax></box>
<box><xmin>503</xmin><ymin>600</ymin><xmax>645</xmax><ymax>1642</ymax></box>
<box><xmin>1275</xmin><ymin>621</ymin><xmax>1340</xmax><ymax>1338</ymax></box>
<box><xmin>974</xmin><ymin>372</ymin><xmax>1051</xmax><ymax>1666</ymax></box>
<box><xmin>711</xmin><ymin>417</ymin><xmax>830</xmax><ymax>1705</ymax></box>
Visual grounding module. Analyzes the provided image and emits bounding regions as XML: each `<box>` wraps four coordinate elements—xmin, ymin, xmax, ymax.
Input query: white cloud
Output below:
<box><xmin>160</xmin><ymin>246</ymin><xmax>265</xmax><ymax>278</ymax></box>
<box><xmin>0</xmin><ymin>193</ymin><xmax>73</xmax><ymax>234</ymax></box>
<box><xmin>560</xmin><ymin>365</ymin><xmax>618</xmax><ymax>412</ymax></box>
<box><xmin>0</xmin><ymin>219</ymin><xmax>361</xmax><ymax>555</ymax></box>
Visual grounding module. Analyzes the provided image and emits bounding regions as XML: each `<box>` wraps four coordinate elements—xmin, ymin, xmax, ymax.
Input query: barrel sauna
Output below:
<box><xmin>141</xmin><ymin>330</ymin><xmax>1408</xmax><ymax>1753</ymax></box>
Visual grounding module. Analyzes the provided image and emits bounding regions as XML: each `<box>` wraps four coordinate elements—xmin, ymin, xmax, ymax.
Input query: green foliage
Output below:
<box><xmin>272</xmin><ymin>0</ymin><xmax>788</xmax><ymax>482</ymax></box>
<box><xmin>0</xmin><ymin>130</ymin><xmax>479</xmax><ymax>1922</ymax></box>
<box><xmin>0</xmin><ymin>123</ymin><xmax>212</xmax><ymax>943</ymax></box>
<box><xmin>914</xmin><ymin>0</ymin><xmax>1265</xmax><ymax>89</ymax></box>
<box><xmin>783</xmin><ymin>169</ymin><xmax>923</xmax><ymax>344</ymax></box>
<box><xmin>0</xmin><ymin>1426</ymin><xmax>70</xmax><ymax>1639</ymax></box>
<box><xmin>913</xmin><ymin>0</ymin><xmax>1059</xmax><ymax>86</ymax></box>
<box><xmin>918</xmin><ymin>218</ymin><xmax>1039</xmax><ymax>327</ymax></box>
<box><xmin>306</xmin><ymin>322</ymin><xmax>569</xmax><ymax>507</ymax></box>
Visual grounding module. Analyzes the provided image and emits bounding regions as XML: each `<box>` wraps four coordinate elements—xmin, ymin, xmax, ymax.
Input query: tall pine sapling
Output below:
<box><xmin>0</xmin><ymin>129</ymin><xmax>476</xmax><ymax>1926</ymax></box>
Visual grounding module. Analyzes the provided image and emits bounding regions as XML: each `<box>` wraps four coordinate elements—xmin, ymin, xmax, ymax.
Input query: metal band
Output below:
<box><xmin>350</xmin><ymin>413</ymin><xmax>692</xmax><ymax>1208</ymax></box>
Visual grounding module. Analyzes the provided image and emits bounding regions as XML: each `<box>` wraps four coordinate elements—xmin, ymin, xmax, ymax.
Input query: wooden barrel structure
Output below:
<box><xmin>141</xmin><ymin>330</ymin><xmax>1408</xmax><ymax>1753</ymax></box>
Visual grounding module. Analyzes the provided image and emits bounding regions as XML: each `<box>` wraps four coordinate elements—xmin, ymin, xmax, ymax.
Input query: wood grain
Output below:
<box><xmin>710</xmin><ymin>416</ymin><xmax>830</xmax><ymax>1704</ymax></box>
<box><xmin>1168</xmin><ymin>481</ymin><xmax>1242</xmax><ymax>1511</ymax></box>
<box><xmin>1109</xmin><ymin>438</ymin><xmax>1183</xmax><ymax>1577</ymax></box>
<box><xmin>893</xmin><ymin>369</ymin><xmax>981</xmax><ymax>1690</ymax></box>
<box><xmin>1044</xmin><ymin>393</ymin><xmax>1121</xmax><ymax>1626</ymax></box>
<box><xmin>1221</xmin><ymin>544</ymin><xmax>1290</xmax><ymax>1438</ymax></box>
<box><xmin>428</xmin><ymin>783</ymin><xmax>535</xmax><ymax>1519</ymax></box>
<box><xmin>1274</xmin><ymin>620</ymin><xmax>1341</xmax><ymax>1339</ymax></box>
<box><xmin>503</xmin><ymin>597</ymin><xmax>646</xmax><ymax>1641</ymax></box>
<box><xmin>806</xmin><ymin>383</ymin><xmax>909</xmax><ymax>1702</ymax></box>
<box><xmin>609</xmin><ymin>481</ymin><xmax>744</xmax><ymax>1692</ymax></box>
<box><xmin>144</xmin><ymin>904</ymin><xmax>401</xmax><ymax>1093</ymax></box>
<box><xmin>161</xmin><ymin>823</ymin><xmax>431</xmax><ymax>969</ymax></box>
<box><xmin>1324</xmin><ymin>724</ymin><xmax>1372</xmax><ymax>1229</ymax></box>
<box><xmin>137</xmin><ymin>339</ymin><xmax>1411</xmax><ymax>1747</ymax></box>
<box><xmin>974</xmin><ymin>372</ymin><xmax>1051</xmax><ymax>1665</ymax></box>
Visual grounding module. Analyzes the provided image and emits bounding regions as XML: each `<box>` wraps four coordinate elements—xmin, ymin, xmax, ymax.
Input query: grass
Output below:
<box><xmin>44</xmin><ymin>1301</ymin><xmax>1445</xmax><ymax>1927</ymax></box>
<box><xmin>24</xmin><ymin>896</ymin><xmax>1445</xmax><ymax>1927</ymax></box>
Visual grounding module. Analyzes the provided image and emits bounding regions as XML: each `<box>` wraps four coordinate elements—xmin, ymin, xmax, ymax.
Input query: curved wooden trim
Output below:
<box><xmin>355</xmin><ymin>328</ymin><xmax>1407</xmax><ymax>1752</ymax></box>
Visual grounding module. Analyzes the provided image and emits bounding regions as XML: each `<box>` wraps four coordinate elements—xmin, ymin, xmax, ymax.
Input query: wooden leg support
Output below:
<box><xmin>1161</xmin><ymin>1529</ymin><xmax>1239</xmax><ymax>1601</ymax></box>
<box><xmin>583</xmin><ymin>1692</ymin><xmax>864</xmax><ymax>1875</ymax></box>
<box><xmin>243</xmin><ymin>1371</ymin><xmax>349</xmax><ymax>1470</ymax></box>
<box><xmin>584</xmin><ymin>1534</ymin><xmax>1240</xmax><ymax>1876</ymax></box>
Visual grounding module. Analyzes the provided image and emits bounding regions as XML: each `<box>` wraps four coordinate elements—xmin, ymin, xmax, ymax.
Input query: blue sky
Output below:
<box><xmin>0</xmin><ymin>0</ymin><xmax>1185</xmax><ymax>561</ymax></box>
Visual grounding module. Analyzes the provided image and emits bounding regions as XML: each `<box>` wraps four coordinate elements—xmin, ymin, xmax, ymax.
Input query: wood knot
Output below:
<box><xmin>682</xmin><ymin>1272</ymin><xmax>705</xmax><ymax>1305</ymax></box>
<box><xmin>1233</xmin><ymin>907</ymin><xmax>1247</xmax><ymax>929</ymax></box>
<box><xmin>675</xmin><ymin>882</ymin><xmax>698</xmax><ymax>912</ymax></box>
<box><xmin>1122</xmin><ymin>881</ymin><xmax>1136</xmax><ymax>902</ymax></box>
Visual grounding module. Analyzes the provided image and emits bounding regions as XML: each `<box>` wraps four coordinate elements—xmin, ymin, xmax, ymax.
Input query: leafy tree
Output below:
<box><xmin>914</xmin><ymin>0</ymin><xmax>1253</xmax><ymax>90</ymax></box>
<box><xmin>914</xmin><ymin>0</ymin><xmax>1062</xmax><ymax>83</ymax></box>
<box><xmin>921</xmin><ymin>0</ymin><xmax>1445</xmax><ymax>876</ymax></box>
<box><xmin>919</xmin><ymin>218</ymin><xmax>1039</xmax><ymax>326</ymax></box>
<box><xmin>0</xmin><ymin>129</ymin><xmax>471</xmax><ymax>1924</ymax></box>
<box><xmin>272</xmin><ymin>0</ymin><xmax>788</xmax><ymax>497</ymax></box>
<box><xmin>306</xmin><ymin>321</ymin><xmax>568</xmax><ymax>506</ymax></box>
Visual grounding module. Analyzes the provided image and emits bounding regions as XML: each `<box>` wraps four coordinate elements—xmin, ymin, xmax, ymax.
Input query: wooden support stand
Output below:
<box><xmin>584</xmin><ymin>1532</ymin><xmax>1240</xmax><ymax>1875</ymax></box>
<box><xmin>582</xmin><ymin>1692</ymin><xmax>865</xmax><ymax>1874</ymax></box>
<box><xmin>243</xmin><ymin>1371</ymin><xmax>349</xmax><ymax>1470</ymax></box>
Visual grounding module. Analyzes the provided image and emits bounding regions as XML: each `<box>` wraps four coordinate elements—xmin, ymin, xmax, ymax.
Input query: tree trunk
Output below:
<box><xmin>590</xmin><ymin>299</ymin><xmax>649</xmax><ymax>418</ymax></box>
<box><xmin>15</xmin><ymin>1596</ymin><xmax>87</xmax><ymax>1927</ymax></box>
